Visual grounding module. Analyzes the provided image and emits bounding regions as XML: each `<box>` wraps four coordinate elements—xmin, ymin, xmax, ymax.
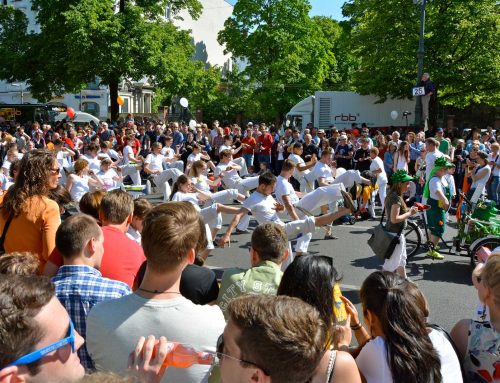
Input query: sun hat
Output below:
<box><xmin>391</xmin><ymin>169</ymin><xmax>414</xmax><ymax>183</ymax></box>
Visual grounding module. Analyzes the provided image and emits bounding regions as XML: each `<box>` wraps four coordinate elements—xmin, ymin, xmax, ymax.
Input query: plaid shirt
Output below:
<box><xmin>52</xmin><ymin>265</ymin><xmax>132</xmax><ymax>370</ymax></box>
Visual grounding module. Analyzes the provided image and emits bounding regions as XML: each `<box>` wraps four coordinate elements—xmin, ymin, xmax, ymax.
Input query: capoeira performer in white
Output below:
<box><xmin>144</xmin><ymin>142</ymin><xmax>183</xmax><ymax>200</ymax></box>
<box><xmin>218</xmin><ymin>172</ymin><xmax>354</xmax><ymax>266</ymax></box>
<box><xmin>189</xmin><ymin>159</ymin><xmax>246</xmax><ymax>238</ymax></box>
<box><xmin>275</xmin><ymin>159</ymin><xmax>354</xmax><ymax>255</ymax></box>
<box><xmin>170</xmin><ymin>174</ymin><xmax>242</xmax><ymax>261</ymax></box>
<box><xmin>120</xmin><ymin>134</ymin><xmax>142</xmax><ymax>186</ymax></box>
<box><xmin>160</xmin><ymin>136</ymin><xmax>185</xmax><ymax>172</ymax></box>
<box><xmin>287</xmin><ymin>142</ymin><xmax>317</xmax><ymax>193</ymax></box>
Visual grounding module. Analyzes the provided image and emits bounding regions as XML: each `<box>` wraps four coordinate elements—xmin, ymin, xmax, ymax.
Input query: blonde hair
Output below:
<box><xmin>482</xmin><ymin>254</ymin><xmax>500</xmax><ymax>307</ymax></box>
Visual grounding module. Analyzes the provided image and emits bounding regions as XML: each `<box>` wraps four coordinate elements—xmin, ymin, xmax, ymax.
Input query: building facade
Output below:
<box><xmin>0</xmin><ymin>0</ymin><xmax>233</xmax><ymax>119</ymax></box>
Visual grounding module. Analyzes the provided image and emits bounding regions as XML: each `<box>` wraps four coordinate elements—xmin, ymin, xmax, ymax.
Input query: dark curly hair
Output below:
<box><xmin>1</xmin><ymin>150</ymin><xmax>56</xmax><ymax>218</ymax></box>
<box><xmin>0</xmin><ymin>275</ymin><xmax>54</xmax><ymax>374</ymax></box>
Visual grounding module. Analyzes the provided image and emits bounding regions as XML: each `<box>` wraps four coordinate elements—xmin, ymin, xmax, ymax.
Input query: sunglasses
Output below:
<box><xmin>216</xmin><ymin>334</ymin><xmax>269</xmax><ymax>375</ymax></box>
<box><xmin>7</xmin><ymin>319</ymin><xmax>75</xmax><ymax>367</ymax></box>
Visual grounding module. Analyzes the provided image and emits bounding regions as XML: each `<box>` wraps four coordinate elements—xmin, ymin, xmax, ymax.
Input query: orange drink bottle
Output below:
<box><xmin>151</xmin><ymin>342</ymin><xmax>214</xmax><ymax>368</ymax></box>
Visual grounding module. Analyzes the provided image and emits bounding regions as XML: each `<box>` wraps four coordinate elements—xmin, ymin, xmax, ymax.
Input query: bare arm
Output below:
<box><xmin>65</xmin><ymin>175</ymin><xmax>74</xmax><ymax>194</ymax></box>
<box><xmin>218</xmin><ymin>209</ymin><xmax>248</xmax><ymax>247</ymax></box>
<box><xmin>390</xmin><ymin>202</ymin><xmax>417</xmax><ymax>224</ymax></box>
<box><xmin>282</xmin><ymin>195</ymin><xmax>300</xmax><ymax>221</ymax></box>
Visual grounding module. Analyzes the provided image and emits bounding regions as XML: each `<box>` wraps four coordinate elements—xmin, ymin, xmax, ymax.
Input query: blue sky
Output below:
<box><xmin>226</xmin><ymin>0</ymin><xmax>346</xmax><ymax>20</ymax></box>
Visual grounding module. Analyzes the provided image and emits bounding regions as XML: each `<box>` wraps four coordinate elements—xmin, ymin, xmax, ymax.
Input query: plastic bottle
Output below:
<box><xmin>150</xmin><ymin>342</ymin><xmax>215</xmax><ymax>368</ymax></box>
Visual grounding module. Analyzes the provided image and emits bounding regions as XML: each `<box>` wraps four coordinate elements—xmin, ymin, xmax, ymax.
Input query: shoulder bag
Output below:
<box><xmin>0</xmin><ymin>214</ymin><xmax>13</xmax><ymax>255</ymax></box>
<box><xmin>367</xmin><ymin>208</ymin><xmax>403</xmax><ymax>261</ymax></box>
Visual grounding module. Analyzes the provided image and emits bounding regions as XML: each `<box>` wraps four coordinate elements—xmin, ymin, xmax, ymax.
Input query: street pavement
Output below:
<box><xmin>205</xmin><ymin>211</ymin><xmax>477</xmax><ymax>332</ymax></box>
<box><xmin>143</xmin><ymin>194</ymin><xmax>477</xmax><ymax>332</ymax></box>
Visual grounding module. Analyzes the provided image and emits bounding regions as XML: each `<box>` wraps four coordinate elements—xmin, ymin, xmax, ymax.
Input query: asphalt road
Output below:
<box><xmin>204</xmin><ymin>210</ymin><xmax>478</xmax><ymax>332</ymax></box>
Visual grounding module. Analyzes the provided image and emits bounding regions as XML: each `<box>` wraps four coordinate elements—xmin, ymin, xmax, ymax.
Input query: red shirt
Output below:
<box><xmin>257</xmin><ymin>133</ymin><xmax>273</xmax><ymax>155</ymax></box>
<box><xmin>47</xmin><ymin>226</ymin><xmax>145</xmax><ymax>288</ymax></box>
<box><xmin>241</xmin><ymin>136</ymin><xmax>257</xmax><ymax>155</ymax></box>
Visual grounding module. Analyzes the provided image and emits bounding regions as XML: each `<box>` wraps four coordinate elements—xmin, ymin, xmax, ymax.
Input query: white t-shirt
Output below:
<box><xmin>145</xmin><ymin>153</ymin><xmax>165</xmax><ymax>173</ymax></box>
<box><xmin>96</xmin><ymin>168</ymin><xmax>119</xmax><ymax>190</ymax></box>
<box><xmin>275</xmin><ymin>175</ymin><xmax>299</xmax><ymax>205</ymax></box>
<box><xmin>488</xmin><ymin>152</ymin><xmax>500</xmax><ymax>177</ymax></box>
<box><xmin>333</xmin><ymin>170</ymin><xmax>362</xmax><ymax>190</ymax></box>
<box><xmin>425</xmin><ymin>150</ymin><xmax>444</xmax><ymax>180</ymax></box>
<box><xmin>356</xmin><ymin>336</ymin><xmax>393</xmax><ymax>383</ymax></box>
<box><xmin>428</xmin><ymin>329</ymin><xmax>464</xmax><ymax>383</ymax></box>
<box><xmin>356</xmin><ymin>332</ymin><xmax>463</xmax><ymax>383</ymax></box>
<box><xmin>470</xmin><ymin>165</ymin><xmax>491</xmax><ymax>190</ymax></box>
<box><xmin>215</xmin><ymin>162</ymin><xmax>241</xmax><ymax>187</ymax></box>
<box><xmin>191</xmin><ymin>175</ymin><xmax>210</xmax><ymax>193</ymax></box>
<box><xmin>126</xmin><ymin>226</ymin><xmax>141</xmax><ymax>244</ymax></box>
<box><xmin>429</xmin><ymin>176</ymin><xmax>447</xmax><ymax>200</ymax></box>
<box><xmin>187</xmin><ymin>152</ymin><xmax>201</xmax><ymax>163</ymax></box>
<box><xmin>82</xmin><ymin>154</ymin><xmax>101</xmax><ymax>173</ymax></box>
<box><xmin>288</xmin><ymin>153</ymin><xmax>309</xmax><ymax>180</ymax></box>
<box><xmin>370</xmin><ymin>156</ymin><xmax>387</xmax><ymax>184</ymax></box>
<box><xmin>310</xmin><ymin>161</ymin><xmax>334</xmax><ymax>183</ymax></box>
<box><xmin>122</xmin><ymin>145</ymin><xmax>134</xmax><ymax>165</ymax></box>
<box><xmin>69</xmin><ymin>174</ymin><xmax>90</xmax><ymax>202</ymax></box>
<box><xmin>161</xmin><ymin>146</ymin><xmax>176</xmax><ymax>159</ymax></box>
<box><xmin>171</xmin><ymin>191</ymin><xmax>201</xmax><ymax>210</ymax></box>
<box><xmin>242</xmin><ymin>191</ymin><xmax>282</xmax><ymax>225</ymax></box>
<box><xmin>86</xmin><ymin>294</ymin><xmax>225</xmax><ymax>383</ymax></box>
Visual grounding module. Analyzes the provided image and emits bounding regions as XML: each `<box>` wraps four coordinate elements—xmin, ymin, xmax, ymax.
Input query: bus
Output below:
<box><xmin>0</xmin><ymin>103</ymin><xmax>66</xmax><ymax>124</ymax></box>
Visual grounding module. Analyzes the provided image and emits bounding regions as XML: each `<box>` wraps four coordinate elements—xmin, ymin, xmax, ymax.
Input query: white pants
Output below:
<box><xmin>292</xmin><ymin>183</ymin><xmax>345</xmax><ymax>253</ymax></box>
<box><xmin>293</xmin><ymin>175</ymin><xmax>315</xmax><ymax>193</ymax></box>
<box><xmin>121</xmin><ymin>164</ymin><xmax>141</xmax><ymax>185</ymax></box>
<box><xmin>378</xmin><ymin>180</ymin><xmax>387</xmax><ymax>207</ymax></box>
<box><xmin>383</xmin><ymin>234</ymin><xmax>407</xmax><ymax>272</ymax></box>
<box><xmin>154</xmin><ymin>168</ymin><xmax>183</xmax><ymax>201</ymax></box>
<box><xmin>226</xmin><ymin>176</ymin><xmax>260</xmax><ymax>196</ymax></box>
<box><xmin>231</xmin><ymin>157</ymin><xmax>249</xmax><ymax>177</ymax></box>
<box><xmin>164</xmin><ymin>161</ymin><xmax>184</xmax><ymax>173</ymax></box>
<box><xmin>199</xmin><ymin>205</ymin><xmax>219</xmax><ymax>250</ymax></box>
<box><xmin>203</xmin><ymin>189</ymin><xmax>240</xmax><ymax>230</ymax></box>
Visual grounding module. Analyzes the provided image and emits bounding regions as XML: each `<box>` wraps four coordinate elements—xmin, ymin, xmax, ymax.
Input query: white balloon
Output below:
<box><xmin>189</xmin><ymin>119</ymin><xmax>197</xmax><ymax>129</ymax></box>
<box><xmin>390</xmin><ymin>110</ymin><xmax>398</xmax><ymax>120</ymax></box>
<box><xmin>179</xmin><ymin>97</ymin><xmax>189</xmax><ymax>108</ymax></box>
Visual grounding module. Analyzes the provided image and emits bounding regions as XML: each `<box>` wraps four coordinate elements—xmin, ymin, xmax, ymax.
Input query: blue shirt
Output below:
<box><xmin>172</xmin><ymin>131</ymin><xmax>184</xmax><ymax>148</ymax></box>
<box><xmin>410</xmin><ymin>141</ymin><xmax>425</xmax><ymax>161</ymax></box>
<box><xmin>52</xmin><ymin>265</ymin><xmax>131</xmax><ymax>370</ymax></box>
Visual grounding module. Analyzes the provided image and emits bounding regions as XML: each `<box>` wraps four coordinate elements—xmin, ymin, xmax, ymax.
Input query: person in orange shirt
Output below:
<box><xmin>241</xmin><ymin>128</ymin><xmax>257</xmax><ymax>168</ymax></box>
<box><xmin>0</xmin><ymin>150</ymin><xmax>61</xmax><ymax>271</ymax></box>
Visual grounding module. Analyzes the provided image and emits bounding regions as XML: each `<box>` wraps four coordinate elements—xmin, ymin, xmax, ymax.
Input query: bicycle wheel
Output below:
<box><xmin>405</xmin><ymin>220</ymin><xmax>422</xmax><ymax>258</ymax></box>
<box><xmin>469</xmin><ymin>236</ymin><xmax>500</xmax><ymax>267</ymax></box>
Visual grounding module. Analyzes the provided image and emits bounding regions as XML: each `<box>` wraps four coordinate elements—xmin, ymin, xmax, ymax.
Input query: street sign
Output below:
<box><xmin>412</xmin><ymin>86</ymin><xmax>425</xmax><ymax>96</ymax></box>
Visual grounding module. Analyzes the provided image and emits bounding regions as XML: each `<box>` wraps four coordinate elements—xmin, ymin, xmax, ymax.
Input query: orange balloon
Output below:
<box><xmin>117</xmin><ymin>96</ymin><xmax>124</xmax><ymax>106</ymax></box>
<box><xmin>67</xmin><ymin>107</ymin><xmax>75</xmax><ymax>119</ymax></box>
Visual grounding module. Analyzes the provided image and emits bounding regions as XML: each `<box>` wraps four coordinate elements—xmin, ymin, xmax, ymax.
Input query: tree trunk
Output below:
<box><xmin>109</xmin><ymin>79</ymin><xmax>119</xmax><ymax>122</ymax></box>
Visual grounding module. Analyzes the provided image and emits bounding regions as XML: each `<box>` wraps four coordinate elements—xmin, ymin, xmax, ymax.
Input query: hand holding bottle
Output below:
<box><xmin>128</xmin><ymin>335</ymin><xmax>169</xmax><ymax>383</ymax></box>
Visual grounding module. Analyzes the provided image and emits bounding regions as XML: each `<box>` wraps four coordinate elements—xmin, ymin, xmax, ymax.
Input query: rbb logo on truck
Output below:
<box><xmin>334</xmin><ymin>113</ymin><xmax>359</xmax><ymax>122</ymax></box>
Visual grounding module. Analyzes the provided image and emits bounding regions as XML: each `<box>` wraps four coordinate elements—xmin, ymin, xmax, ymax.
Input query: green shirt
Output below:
<box><xmin>438</xmin><ymin>138</ymin><xmax>449</xmax><ymax>155</ymax></box>
<box><xmin>217</xmin><ymin>260</ymin><xmax>283</xmax><ymax>318</ymax></box>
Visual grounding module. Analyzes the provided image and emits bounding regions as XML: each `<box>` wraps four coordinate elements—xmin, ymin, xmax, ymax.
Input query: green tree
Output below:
<box><xmin>218</xmin><ymin>0</ymin><xmax>337</xmax><ymax>121</ymax></box>
<box><xmin>343</xmin><ymin>0</ymin><xmax>500</xmax><ymax>108</ymax></box>
<box><xmin>0</xmin><ymin>0</ymin><xmax>202</xmax><ymax>120</ymax></box>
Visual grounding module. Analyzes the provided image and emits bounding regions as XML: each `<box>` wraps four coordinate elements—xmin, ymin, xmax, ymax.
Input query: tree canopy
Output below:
<box><xmin>343</xmin><ymin>0</ymin><xmax>500</xmax><ymax>108</ymax></box>
<box><xmin>218</xmin><ymin>0</ymin><xmax>338</xmax><ymax>120</ymax></box>
<box><xmin>0</xmin><ymin>0</ymin><xmax>202</xmax><ymax>119</ymax></box>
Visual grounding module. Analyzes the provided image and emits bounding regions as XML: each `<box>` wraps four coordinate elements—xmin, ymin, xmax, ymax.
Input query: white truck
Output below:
<box><xmin>286</xmin><ymin>91</ymin><xmax>415</xmax><ymax>131</ymax></box>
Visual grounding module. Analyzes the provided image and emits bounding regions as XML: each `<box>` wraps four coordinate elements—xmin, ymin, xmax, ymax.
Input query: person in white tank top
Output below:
<box><xmin>393</xmin><ymin>141</ymin><xmax>410</xmax><ymax>172</ymax></box>
<box><xmin>66</xmin><ymin>159</ymin><xmax>104</xmax><ymax>202</ymax></box>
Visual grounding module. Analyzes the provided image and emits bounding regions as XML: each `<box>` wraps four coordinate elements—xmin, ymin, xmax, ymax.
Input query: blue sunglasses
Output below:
<box><xmin>7</xmin><ymin>319</ymin><xmax>75</xmax><ymax>367</ymax></box>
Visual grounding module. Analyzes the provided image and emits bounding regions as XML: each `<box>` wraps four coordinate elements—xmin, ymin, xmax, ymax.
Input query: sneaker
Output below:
<box><xmin>235</xmin><ymin>228</ymin><xmax>250</xmax><ymax>234</ymax></box>
<box><xmin>341</xmin><ymin>191</ymin><xmax>356</xmax><ymax>213</ymax></box>
<box><xmin>324</xmin><ymin>233</ymin><xmax>339</xmax><ymax>240</ymax></box>
<box><xmin>426</xmin><ymin>250</ymin><xmax>444</xmax><ymax>260</ymax></box>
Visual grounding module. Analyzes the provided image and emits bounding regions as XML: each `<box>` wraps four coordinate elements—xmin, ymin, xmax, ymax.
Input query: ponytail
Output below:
<box><xmin>360</xmin><ymin>271</ymin><xmax>442</xmax><ymax>383</ymax></box>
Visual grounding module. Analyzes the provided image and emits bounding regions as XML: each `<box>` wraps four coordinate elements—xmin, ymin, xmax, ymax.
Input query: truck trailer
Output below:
<box><xmin>286</xmin><ymin>91</ymin><xmax>415</xmax><ymax>131</ymax></box>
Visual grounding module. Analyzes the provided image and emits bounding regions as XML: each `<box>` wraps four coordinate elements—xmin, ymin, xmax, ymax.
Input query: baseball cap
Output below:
<box><xmin>340</xmin><ymin>134</ymin><xmax>347</xmax><ymax>140</ymax></box>
<box><xmin>436</xmin><ymin>128</ymin><xmax>444</xmax><ymax>133</ymax></box>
